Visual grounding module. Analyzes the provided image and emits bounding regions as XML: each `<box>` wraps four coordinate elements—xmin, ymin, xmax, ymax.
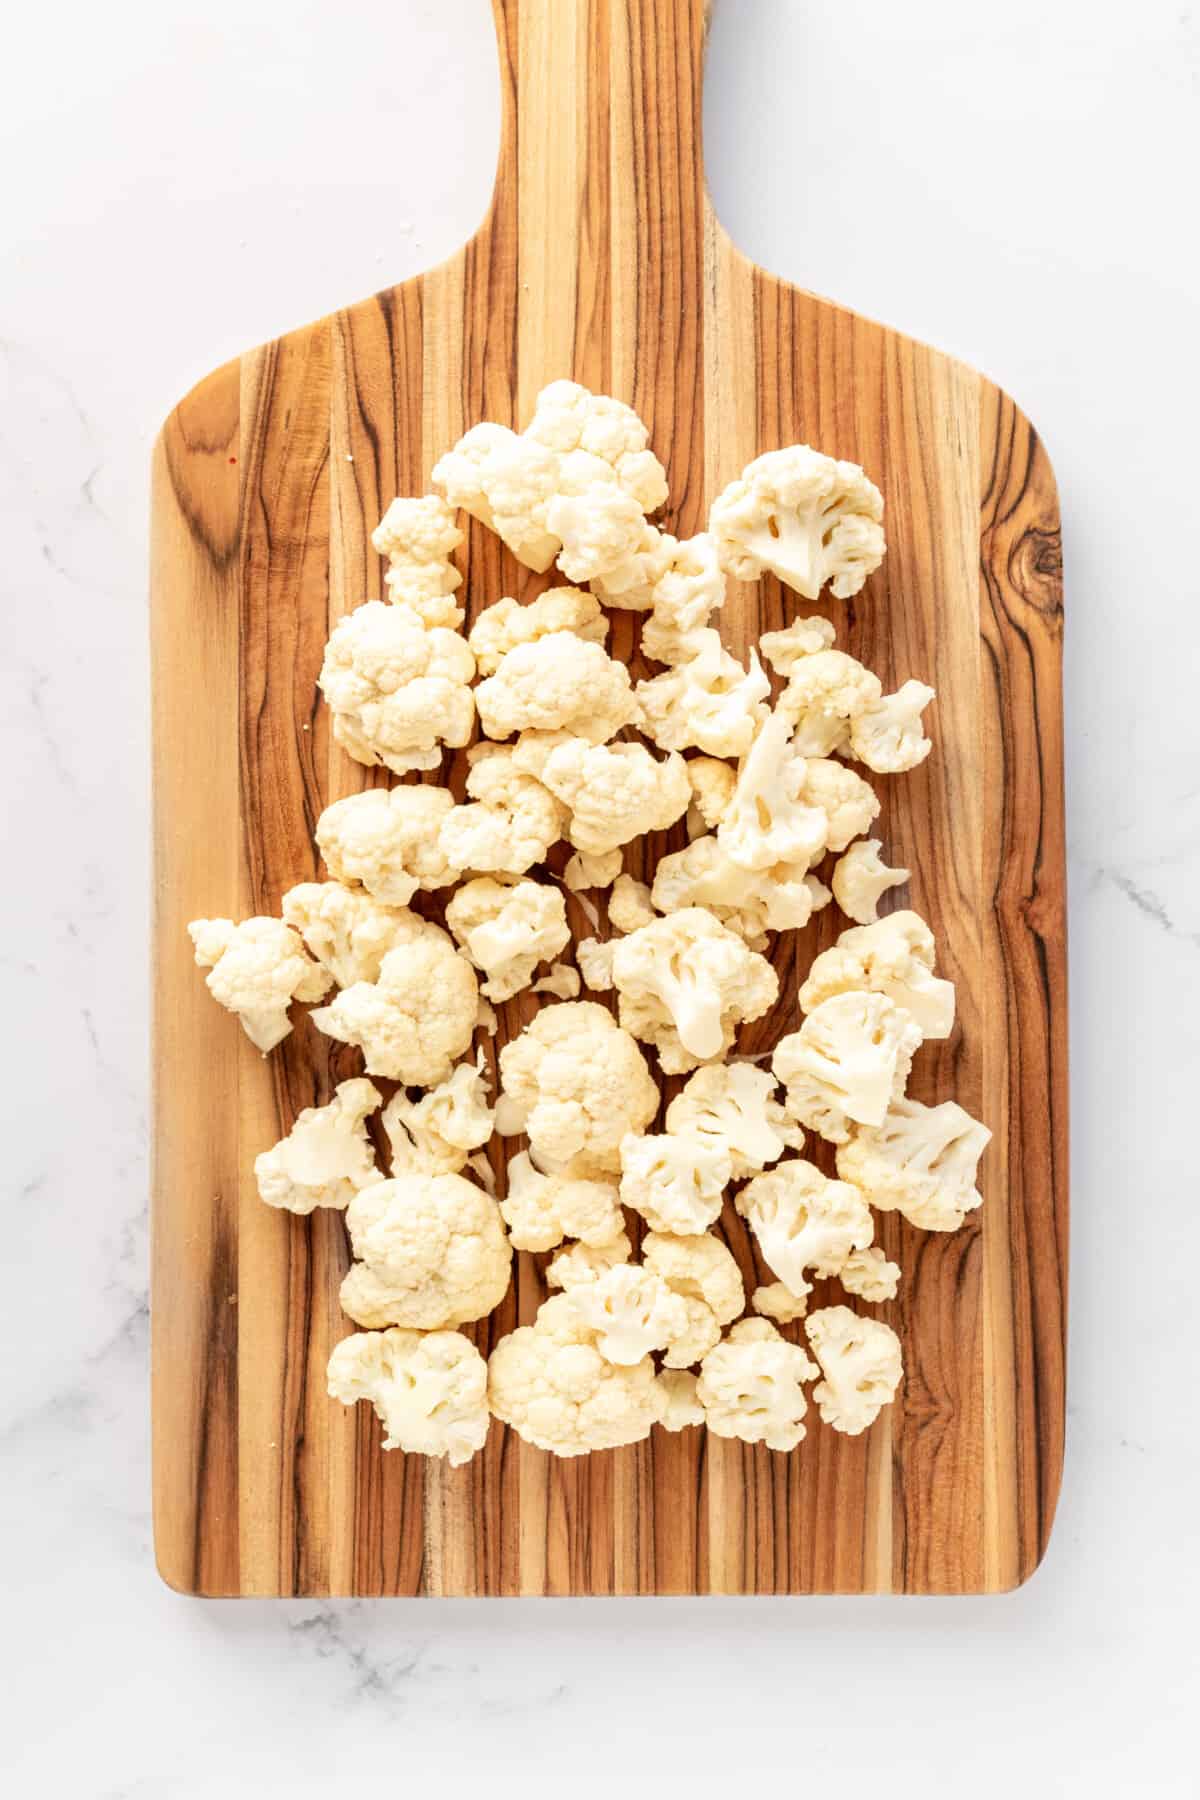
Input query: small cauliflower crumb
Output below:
<box><xmin>327</xmin><ymin>1326</ymin><xmax>489</xmax><ymax>1464</ymax></box>
<box><xmin>531</xmin><ymin>962</ymin><xmax>581</xmax><ymax>999</ymax></box>
<box><xmin>254</xmin><ymin>1078</ymin><xmax>381</xmax><ymax>1213</ymax></box>
<box><xmin>188</xmin><ymin>916</ymin><xmax>331</xmax><ymax>1053</ymax></box>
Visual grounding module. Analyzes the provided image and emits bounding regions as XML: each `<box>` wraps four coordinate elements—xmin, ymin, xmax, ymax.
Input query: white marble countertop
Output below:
<box><xmin>3</xmin><ymin>0</ymin><xmax>1197</xmax><ymax>1792</ymax></box>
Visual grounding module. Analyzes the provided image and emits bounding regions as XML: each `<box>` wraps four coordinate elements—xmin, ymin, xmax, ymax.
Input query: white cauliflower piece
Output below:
<box><xmin>685</xmin><ymin>756</ymin><xmax>736</xmax><ymax>832</ymax></box>
<box><xmin>799</xmin><ymin>757</ymin><xmax>880</xmax><ymax>853</ymax></box>
<box><xmin>589</xmin><ymin>521</ymin><xmax>675</xmax><ymax>609</ymax></box>
<box><xmin>664</xmin><ymin>1063</ymin><xmax>794</xmax><ymax>1178</ymax></box>
<box><xmin>657</xmin><ymin>1369</ymin><xmax>705</xmax><ymax>1430</ymax></box>
<box><xmin>281</xmin><ymin>881</ymin><xmax>427</xmax><ymax>988</ymax></box>
<box><xmin>838</xmin><ymin>1245</ymin><xmax>901</xmax><ymax>1303</ymax></box>
<box><xmin>525</xmin><ymin>380</ymin><xmax>668</xmax><ymax>512</ymax></box>
<box><xmin>432</xmin><ymin>422</ymin><xmax>562</xmax><ymax>570</ymax></box>
<box><xmin>545</xmin><ymin>1231</ymin><xmax>634</xmax><ymax>1291</ymax></box>
<box><xmin>316</xmin><ymin>785</ymin><xmax>461</xmax><ymax>907</ymax></box>
<box><xmin>563</xmin><ymin>848</ymin><xmax>623</xmax><ymax>891</ymax></box>
<box><xmin>532</xmin><ymin>963</ymin><xmax>581</xmax><ymax>999</ymax></box>
<box><xmin>775</xmin><ymin>649</ymin><xmax>882</xmax><ymax>756</ymax></box>
<box><xmin>651</xmin><ymin>834</ymin><xmax>829</xmax><ymax>950</ymax></box>
<box><xmin>758</xmin><ymin>615</ymin><xmax>837</xmax><ymax>673</ymax></box>
<box><xmin>341</xmin><ymin>1171</ymin><xmax>511</xmax><ymax>1329</ymax></box>
<box><xmin>310</xmin><ymin>919</ymin><xmax>478</xmax><ymax>1084</ymax></box>
<box><xmin>697</xmin><ymin>1317</ymin><xmax>819</xmax><ymax>1452</ymax></box>
<box><xmin>619</xmin><ymin>1131</ymin><xmax>731</xmax><ymax>1234</ymax></box>
<box><xmin>327</xmin><ymin>1327</ymin><xmax>489</xmax><ymax>1464</ymax></box>
<box><xmin>575</xmin><ymin>936</ymin><xmax>616</xmax><ymax>992</ymax></box>
<box><xmin>636</xmin><ymin>629</ymin><xmax>770</xmax><ymax>759</ymax></box>
<box><xmin>568</xmin><ymin>1265</ymin><xmax>690</xmax><ymax>1365</ymax></box>
<box><xmin>546</xmin><ymin>485</ymin><xmax>652</xmax><ymax>585</ymax></box>
<box><xmin>467</xmin><ymin>586</ymin><xmax>607</xmax><ymax>675</ymax></box>
<box><xmin>638</xmin><ymin>533</ymin><xmax>727</xmax><ymax>663</ymax></box>
<box><xmin>773</xmin><ymin>992</ymin><xmax>923</xmax><ymax>1143</ymax></box>
<box><xmin>717</xmin><ymin>711</ymin><xmax>829</xmax><ymax>871</ymax></box>
<box><xmin>849</xmin><ymin>679</ymin><xmax>936</xmax><ymax>773</ymax></box>
<box><xmin>710</xmin><ymin>444</ymin><xmax>885</xmax><ymax>601</ymax></box>
<box><xmin>187</xmin><ymin>916</ymin><xmax>331</xmax><ymax>1053</ymax></box>
<box><xmin>799</xmin><ymin>911</ymin><xmax>956</xmax><ymax>1039</ymax></box>
<box><xmin>498</xmin><ymin>1149</ymin><xmax>624</xmax><ymax>1253</ymax></box>
<box><xmin>805</xmin><ymin>1305</ymin><xmax>902</xmax><ymax>1435</ymax></box>
<box><xmin>611</xmin><ymin>908</ymin><xmax>779</xmax><ymax>1071</ymax></box>
<box><xmin>254</xmin><ymin>1077</ymin><xmax>381</xmax><ymax>1213</ymax></box>
<box><xmin>753</xmin><ymin>1281</ymin><xmax>809</xmax><ymax>1325</ymax></box>
<box><xmin>497</xmin><ymin>1001</ymin><xmax>660</xmax><ymax>1172</ymax></box>
<box><xmin>444</xmin><ymin>876</ymin><xmax>570</xmax><ymax>1002</ymax></box>
<box><xmin>608</xmin><ymin>875</ymin><xmax>656</xmax><ymax>934</ymax></box>
<box><xmin>318</xmin><ymin>600</ymin><xmax>475</xmax><ymax>775</ymax></box>
<box><xmin>438</xmin><ymin>743</ymin><xmax>569</xmax><ymax>876</ymax></box>
<box><xmin>836</xmin><ymin>1097</ymin><xmax>991</xmax><ymax>1231</ymax></box>
<box><xmin>475</xmin><ymin>632</ymin><xmax>639</xmax><ymax>743</ymax></box>
<box><xmin>535</xmin><ymin>738</ymin><xmax>691</xmax><ymax>856</ymax></box>
<box><xmin>831</xmin><ymin>839</ymin><xmax>910</xmax><ymax>924</ymax></box>
<box><xmin>641</xmin><ymin>1230</ymin><xmax>745</xmax><ymax>1327</ymax></box>
<box><xmin>371</xmin><ymin>494</ymin><xmax>464</xmax><ymax>626</ymax></box>
<box><xmin>382</xmin><ymin>1052</ymin><xmax>494</xmax><ymax>1177</ymax></box>
<box><xmin>736</xmin><ymin>1158</ymin><xmax>874</xmax><ymax>1298</ymax></box>
<box><xmin>487</xmin><ymin>1293</ymin><xmax>666</xmax><ymax>1456</ymax></box>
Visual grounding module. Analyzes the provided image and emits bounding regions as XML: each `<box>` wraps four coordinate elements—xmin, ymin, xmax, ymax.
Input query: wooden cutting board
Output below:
<box><xmin>150</xmin><ymin>0</ymin><xmax>1067</xmax><ymax>1596</ymax></box>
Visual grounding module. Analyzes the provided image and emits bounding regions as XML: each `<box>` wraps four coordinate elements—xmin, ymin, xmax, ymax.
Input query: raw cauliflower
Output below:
<box><xmin>498</xmin><ymin>1149</ymin><xmax>624</xmax><ymax>1253</ymax></box>
<box><xmin>685</xmin><ymin>755</ymin><xmax>737</xmax><ymax>833</ymax></box>
<box><xmin>588</xmin><ymin>520</ymin><xmax>675</xmax><ymax>610</ymax></box>
<box><xmin>341</xmin><ymin>1171</ymin><xmax>511</xmax><ymax>1329</ymax></box>
<box><xmin>575</xmin><ymin>936</ymin><xmax>616</xmax><ymax>992</ymax></box>
<box><xmin>475</xmin><ymin>632</ymin><xmax>639</xmax><ymax>743</ymax></box>
<box><xmin>831</xmin><ymin>839</ymin><xmax>910</xmax><ymax>924</ymax></box>
<box><xmin>310</xmin><ymin>919</ymin><xmax>478</xmax><ymax>1084</ymax></box>
<box><xmin>758</xmin><ymin>614</ymin><xmax>837</xmax><ymax>673</ymax></box>
<box><xmin>496</xmin><ymin>1000</ymin><xmax>660</xmax><ymax>1172</ymax></box>
<box><xmin>657</xmin><ymin>1369</ymin><xmax>705</xmax><ymax>1430</ymax></box>
<box><xmin>838</xmin><ymin>1245</ymin><xmax>901</xmax><ymax>1303</ymax></box>
<box><xmin>487</xmin><ymin>1293</ymin><xmax>666</xmax><ymax>1456</ymax></box>
<box><xmin>567</xmin><ymin>1265</ymin><xmax>690</xmax><ymax>1365</ymax></box>
<box><xmin>805</xmin><ymin>1305</ymin><xmax>903</xmax><ymax>1435</ymax></box>
<box><xmin>836</xmin><ymin>1097</ymin><xmax>991</xmax><ymax>1231</ymax></box>
<box><xmin>438</xmin><ymin>743</ymin><xmax>569</xmax><ymax>876</ymax></box>
<box><xmin>467</xmin><ymin>586</ymin><xmax>607</xmax><ymax>675</ymax></box>
<box><xmin>619</xmin><ymin>1130</ymin><xmax>731</xmax><ymax>1234</ymax></box>
<box><xmin>371</xmin><ymin>494</ymin><xmax>465</xmax><ymax>626</ymax></box>
<box><xmin>799</xmin><ymin>758</ymin><xmax>880</xmax><ymax>853</ymax></box>
<box><xmin>545</xmin><ymin>1231</ymin><xmax>634</xmax><ymax>1291</ymax></box>
<box><xmin>773</xmin><ymin>991</ymin><xmax>923</xmax><ymax>1143</ymax></box>
<box><xmin>533</xmin><ymin>738</ymin><xmax>691</xmax><ymax>857</ymax></box>
<box><xmin>608</xmin><ymin>875</ymin><xmax>656</xmax><ymax>935</ymax></box>
<box><xmin>382</xmin><ymin>1053</ymin><xmax>495</xmax><ymax>1177</ymax></box>
<box><xmin>563</xmin><ymin>848</ymin><xmax>623</xmax><ymax>891</ymax></box>
<box><xmin>849</xmin><ymin>680</ymin><xmax>936</xmax><ymax>774</ymax></box>
<box><xmin>254</xmin><ymin>1077</ymin><xmax>381</xmax><ymax>1213</ymax></box>
<box><xmin>799</xmin><ymin>910</ymin><xmax>956</xmax><ymax>1040</ymax></box>
<box><xmin>444</xmin><ymin>876</ymin><xmax>570</xmax><ymax>1002</ymax></box>
<box><xmin>432</xmin><ymin>422</ymin><xmax>562</xmax><ymax>570</ymax></box>
<box><xmin>281</xmin><ymin>881</ymin><xmax>429</xmax><ymax>988</ymax></box>
<box><xmin>188</xmin><ymin>916</ymin><xmax>331</xmax><ymax>1053</ymax></box>
<box><xmin>532</xmin><ymin>963</ymin><xmax>581</xmax><ymax>999</ymax></box>
<box><xmin>318</xmin><ymin>600</ymin><xmax>475</xmax><ymax>775</ymax></box>
<box><xmin>664</xmin><ymin>1062</ymin><xmax>799</xmax><ymax>1179</ymax></box>
<box><xmin>611</xmin><ymin>907</ymin><xmax>779</xmax><ymax>1071</ymax></box>
<box><xmin>316</xmin><ymin>785</ymin><xmax>461</xmax><ymax>907</ymax></box>
<box><xmin>639</xmin><ymin>533</ymin><xmax>727</xmax><ymax>662</ymax></box>
<box><xmin>651</xmin><ymin>834</ymin><xmax>830</xmax><ymax>950</ymax></box>
<box><xmin>641</xmin><ymin>1230</ymin><xmax>745</xmax><ymax>1328</ymax></box>
<box><xmin>636</xmin><ymin>629</ymin><xmax>770</xmax><ymax>759</ymax></box>
<box><xmin>736</xmin><ymin>1157</ymin><xmax>874</xmax><ymax>1298</ymax></box>
<box><xmin>775</xmin><ymin>648</ymin><xmax>882</xmax><ymax>756</ymax></box>
<box><xmin>524</xmin><ymin>380</ymin><xmax>668</xmax><ymax>514</ymax></box>
<box><xmin>697</xmin><ymin>1317</ymin><xmax>819</xmax><ymax>1452</ymax></box>
<box><xmin>327</xmin><ymin>1326</ymin><xmax>489</xmax><ymax>1465</ymax></box>
<box><xmin>752</xmin><ymin>1281</ymin><xmax>809</xmax><ymax>1325</ymax></box>
<box><xmin>717</xmin><ymin>711</ymin><xmax>829</xmax><ymax>871</ymax></box>
<box><xmin>709</xmin><ymin>444</ymin><xmax>885</xmax><ymax>601</ymax></box>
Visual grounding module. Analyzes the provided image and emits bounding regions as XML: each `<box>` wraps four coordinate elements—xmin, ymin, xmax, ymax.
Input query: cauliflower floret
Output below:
<box><xmin>563</xmin><ymin>848</ymin><xmax>623</xmax><ymax>891</ymax></box>
<box><xmin>775</xmin><ymin>649</ymin><xmax>882</xmax><ymax>756</ymax></box>
<box><xmin>488</xmin><ymin>1292</ymin><xmax>666</xmax><ymax>1456</ymax></box>
<box><xmin>838</xmin><ymin>1245</ymin><xmax>901</xmax><ymax>1303</ymax></box>
<box><xmin>831</xmin><ymin>839</ymin><xmax>910</xmax><ymax>924</ymax></box>
<box><xmin>575</xmin><ymin>936</ymin><xmax>616</xmax><ymax>992</ymax></box>
<box><xmin>611</xmin><ymin>908</ymin><xmax>779</xmax><ymax>1071</ymax></box>
<box><xmin>444</xmin><ymin>876</ymin><xmax>570</xmax><ymax>1002</ymax></box>
<box><xmin>475</xmin><ymin>632</ymin><xmax>639</xmax><ymax>743</ymax></box>
<box><xmin>836</xmin><ymin>1097</ymin><xmax>991</xmax><ymax>1231</ymax></box>
<box><xmin>641</xmin><ymin>1230</ymin><xmax>744</xmax><ymax>1327</ymax></box>
<box><xmin>532</xmin><ymin>963</ymin><xmax>582</xmax><ymax>999</ymax></box>
<box><xmin>545</xmin><ymin>1231</ymin><xmax>634</xmax><ymax>1291</ymax></box>
<box><xmin>657</xmin><ymin>1369</ymin><xmax>705</xmax><ymax>1430</ymax></box>
<box><xmin>545</xmin><ymin>485</ymin><xmax>653</xmax><ymax>585</ymax></box>
<box><xmin>254</xmin><ymin>1077</ymin><xmax>381</xmax><ymax>1213</ymax></box>
<box><xmin>187</xmin><ymin>916</ymin><xmax>331</xmax><ymax>1053</ymax></box>
<box><xmin>664</xmin><ymin>1063</ymin><xmax>795</xmax><ymax>1178</ymax></box>
<box><xmin>432</xmin><ymin>422</ymin><xmax>562</xmax><ymax>570</ymax></box>
<box><xmin>525</xmin><ymin>380</ymin><xmax>668</xmax><ymax>507</ymax></box>
<box><xmin>717</xmin><ymin>711</ymin><xmax>829</xmax><ymax>871</ymax></box>
<box><xmin>805</xmin><ymin>1305</ymin><xmax>902</xmax><ymax>1435</ymax></box>
<box><xmin>608</xmin><ymin>875</ymin><xmax>656</xmax><ymax>934</ymax></box>
<box><xmin>467</xmin><ymin>586</ymin><xmax>607</xmax><ymax>675</ymax></box>
<box><xmin>697</xmin><ymin>1317</ymin><xmax>819</xmax><ymax>1451</ymax></box>
<box><xmin>327</xmin><ymin>1326</ymin><xmax>489</xmax><ymax>1464</ymax></box>
<box><xmin>316</xmin><ymin>785</ymin><xmax>461</xmax><ymax>907</ymax></box>
<box><xmin>341</xmin><ymin>1171</ymin><xmax>511</xmax><ymax>1329</ymax></box>
<box><xmin>498</xmin><ymin>1149</ymin><xmax>624</xmax><ymax>1253</ymax></box>
<box><xmin>568</xmin><ymin>1265</ymin><xmax>690</xmax><ymax>1365</ymax></box>
<box><xmin>685</xmin><ymin>755</ymin><xmax>737</xmax><ymax>833</ymax></box>
<box><xmin>638</xmin><ymin>533</ymin><xmax>727</xmax><ymax>663</ymax></box>
<box><xmin>752</xmin><ymin>1281</ymin><xmax>809</xmax><ymax>1324</ymax></box>
<box><xmin>651</xmin><ymin>834</ymin><xmax>830</xmax><ymax>950</ymax></box>
<box><xmin>281</xmin><ymin>882</ymin><xmax>427</xmax><ymax>988</ymax></box>
<box><xmin>636</xmin><ymin>629</ymin><xmax>770</xmax><ymax>759</ymax></box>
<box><xmin>799</xmin><ymin>911</ymin><xmax>956</xmax><ymax>1039</ymax></box>
<box><xmin>589</xmin><ymin>521</ymin><xmax>675</xmax><ymax>610</ymax></box>
<box><xmin>318</xmin><ymin>601</ymin><xmax>475</xmax><ymax>775</ymax></box>
<box><xmin>709</xmin><ymin>444</ymin><xmax>885</xmax><ymax>601</ymax></box>
<box><xmin>799</xmin><ymin>757</ymin><xmax>880</xmax><ymax>853</ymax></box>
<box><xmin>849</xmin><ymin>679</ymin><xmax>936</xmax><ymax>774</ymax></box>
<box><xmin>758</xmin><ymin>614</ymin><xmax>837</xmax><ymax>673</ymax></box>
<box><xmin>310</xmin><ymin>920</ymin><xmax>478</xmax><ymax>1084</ymax></box>
<box><xmin>372</xmin><ymin>494</ymin><xmax>464</xmax><ymax>626</ymax></box>
<box><xmin>773</xmin><ymin>991</ymin><xmax>923</xmax><ymax>1143</ymax></box>
<box><xmin>382</xmin><ymin>1052</ymin><xmax>494</xmax><ymax>1177</ymax></box>
<box><xmin>438</xmin><ymin>743</ymin><xmax>569</xmax><ymax>876</ymax></box>
<box><xmin>497</xmin><ymin>1001</ymin><xmax>660</xmax><ymax>1172</ymax></box>
<box><xmin>619</xmin><ymin>1131</ymin><xmax>731</xmax><ymax>1234</ymax></box>
<box><xmin>535</xmin><ymin>738</ymin><xmax>691</xmax><ymax>856</ymax></box>
<box><xmin>736</xmin><ymin>1158</ymin><xmax>874</xmax><ymax>1298</ymax></box>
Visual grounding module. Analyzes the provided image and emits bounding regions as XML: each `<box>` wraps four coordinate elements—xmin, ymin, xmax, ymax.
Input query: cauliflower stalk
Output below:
<box><xmin>254</xmin><ymin>1078</ymin><xmax>381</xmax><ymax>1213</ymax></box>
<box><xmin>611</xmin><ymin>907</ymin><xmax>779</xmax><ymax>1071</ymax></box>
<box><xmin>328</xmin><ymin>1326</ymin><xmax>489</xmax><ymax>1464</ymax></box>
<box><xmin>709</xmin><ymin>444</ymin><xmax>885</xmax><ymax>601</ymax></box>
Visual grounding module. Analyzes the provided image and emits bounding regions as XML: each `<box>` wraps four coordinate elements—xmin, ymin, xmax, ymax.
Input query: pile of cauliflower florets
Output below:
<box><xmin>189</xmin><ymin>380</ymin><xmax>991</xmax><ymax>1465</ymax></box>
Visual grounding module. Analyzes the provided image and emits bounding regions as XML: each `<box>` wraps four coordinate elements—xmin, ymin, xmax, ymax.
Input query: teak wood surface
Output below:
<box><xmin>150</xmin><ymin>0</ymin><xmax>1067</xmax><ymax>1596</ymax></box>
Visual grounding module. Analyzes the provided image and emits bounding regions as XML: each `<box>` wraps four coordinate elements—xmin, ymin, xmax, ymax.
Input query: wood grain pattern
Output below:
<box><xmin>150</xmin><ymin>0</ymin><xmax>1067</xmax><ymax>1596</ymax></box>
